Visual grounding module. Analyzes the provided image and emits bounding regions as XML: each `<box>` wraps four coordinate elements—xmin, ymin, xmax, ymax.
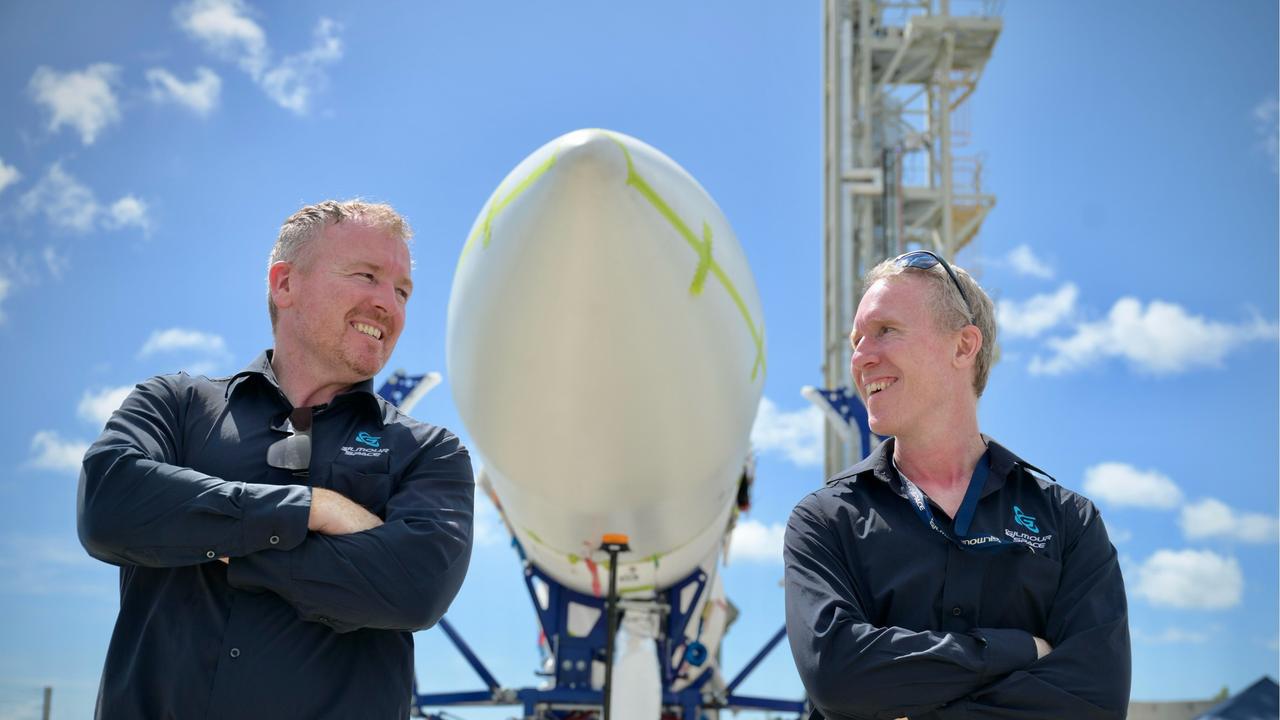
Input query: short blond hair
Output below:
<box><xmin>863</xmin><ymin>255</ymin><xmax>997</xmax><ymax>397</ymax></box>
<box><xmin>267</xmin><ymin>200</ymin><xmax>413</xmax><ymax>329</ymax></box>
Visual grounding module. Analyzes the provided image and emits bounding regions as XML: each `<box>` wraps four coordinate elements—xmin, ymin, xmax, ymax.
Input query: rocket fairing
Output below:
<box><xmin>446</xmin><ymin>129</ymin><xmax>764</xmax><ymax>597</ymax></box>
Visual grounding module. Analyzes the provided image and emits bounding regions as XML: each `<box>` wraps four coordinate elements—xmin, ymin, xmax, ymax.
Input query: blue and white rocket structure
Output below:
<box><xmin>419</xmin><ymin>129</ymin><xmax>802</xmax><ymax>719</ymax></box>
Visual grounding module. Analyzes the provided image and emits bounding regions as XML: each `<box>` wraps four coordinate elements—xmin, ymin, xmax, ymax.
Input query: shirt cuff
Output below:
<box><xmin>972</xmin><ymin>627</ymin><xmax>1037</xmax><ymax>678</ymax></box>
<box><xmin>238</xmin><ymin>482</ymin><xmax>311</xmax><ymax>555</ymax></box>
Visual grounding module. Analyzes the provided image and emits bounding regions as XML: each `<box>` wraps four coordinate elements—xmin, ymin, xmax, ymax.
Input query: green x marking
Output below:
<box><xmin>456</xmin><ymin>134</ymin><xmax>765</xmax><ymax>382</ymax></box>
<box><xmin>609</xmin><ymin>134</ymin><xmax>766</xmax><ymax>382</ymax></box>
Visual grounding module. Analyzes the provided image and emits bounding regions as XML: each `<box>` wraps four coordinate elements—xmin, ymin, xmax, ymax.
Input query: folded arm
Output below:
<box><xmin>915</xmin><ymin>501</ymin><xmax>1130</xmax><ymax>720</ymax></box>
<box><xmin>784</xmin><ymin>499</ymin><xmax>1038</xmax><ymax>720</ymax></box>
<box><xmin>224</xmin><ymin>434</ymin><xmax>474</xmax><ymax>633</ymax></box>
<box><xmin>78</xmin><ymin>376</ymin><xmax>312</xmax><ymax>568</ymax></box>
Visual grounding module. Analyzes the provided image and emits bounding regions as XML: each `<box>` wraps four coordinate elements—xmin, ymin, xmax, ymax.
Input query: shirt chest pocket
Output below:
<box><xmin>327</xmin><ymin>465</ymin><xmax>395</xmax><ymax>518</ymax></box>
<box><xmin>981</xmin><ymin>546</ymin><xmax>1061</xmax><ymax>634</ymax></box>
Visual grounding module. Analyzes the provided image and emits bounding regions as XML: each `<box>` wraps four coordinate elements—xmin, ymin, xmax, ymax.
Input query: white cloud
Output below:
<box><xmin>1180</xmin><ymin>498</ymin><xmax>1280</xmax><ymax>544</ymax></box>
<box><xmin>18</xmin><ymin>163</ymin><xmax>98</xmax><ymax>233</ymax></box>
<box><xmin>138</xmin><ymin>327</ymin><xmax>229</xmax><ymax>358</ymax></box>
<box><xmin>28</xmin><ymin>63</ymin><xmax>122</xmax><ymax>145</ymax></box>
<box><xmin>998</xmin><ymin>283</ymin><xmax>1077</xmax><ymax>338</ymax></box>
<box><xmin>28</xmin><ymin>431</ymin><xmax>90</xmax><ymax>473</ymax></box>
<box><xmin>472</xmin><ymin>476</ymin><xmax>507</xmax><ymax>547</ymax></box>
<box><xmin>1006</xmin><ymin>244</ymin><xmax>1053</xmax><ymax>279</ymax></box>
<box><xmin>176</xmin><ymin>0</ymin><xmax>268</xmax><ymax>75</ymax></box>
<box><xmin>729</xmin><ymin>518</ymin><xmax>786</xmax><ymax>564</ymax></box>
<box><xmin>146</xmin><ymin>66</ymin><xmax>222</xmax><ymax>115</ymax></box>
<box><xmin>1101</xmin><ymin>516</ymin><xmax>1132</xmax><ymax>544</ymax></box>
<box><xmin>17</xmin><ymin>163</ymin><xmax>149</xmax><ymax>235</ymax></box>
<box><xmin>750</xmin><ymin>397</ymin><xmax>823</xmax><ymax>467</ymax></box>
<box><xmin>1255</xmin><ymin>96</ymin><xmax>1278</xmax><ymax>172</ymax></box>
<box><xmin>1029</xmin><ymin>297</ymin><xmax>1278</xmax><ymax>376</ymax></box>
<box><xmin>0</xmin><ymin>157</ymin><xmax>20</xmax><ymax>194</ymax></box>
<box><xmin>42</xmin><ymin>245</ymin><xmax>69</xmax><ymax>280</ymax></box>
<box><xmin>77</xmin><ymin>385</ymin><xmax>134</xmax><ymax>426</ymax></box>
<box><xmin>1132</xmin><ymin>626</ymin><xmax>1211</xmax><ymax>645</ymax></box>
<box><xmin>1134</xmin><ymin>549</ymin><xmax>1243</xmax><ymax>610</ymax></box>
<box><xmin>105</xmin><ymin>195</ymin><xmax>151</xmax><ymax>233</ymax></box>
<box><xmin>176</xmin><ymin>0</ymin><xmax>343</xmax><ymax>114</ymax></box>
<box><xmin>0</xmin><ymin>534</ymin><xmax>113</xmax><ymax>597</ymax></box>
<box><xmin>1083</xmin><ymin>462</ymin><xmax>1183</xmax><ymax>510</ymax></box>
<box><xmin>258</xmin><ymin>18</ymin><xmax>343</xmax><ymax>113</ymax></box>
<box><xmin>0</xmin><ymin>272</ymin><xmax>10</xmax><ymax>324</ymax></box>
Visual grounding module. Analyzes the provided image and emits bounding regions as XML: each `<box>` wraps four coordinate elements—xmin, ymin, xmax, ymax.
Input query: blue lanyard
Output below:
<box><xmin>896</xmin><ymin>452</ymin><xmax>1018</xmax><ymax>551</ymax></box>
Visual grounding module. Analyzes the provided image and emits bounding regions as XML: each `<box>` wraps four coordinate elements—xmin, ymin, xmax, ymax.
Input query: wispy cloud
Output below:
<box><xmin>0</xmin><ymin>534</ymin><xmax>112</xmax><ymax>597</ymax></box>
<box><xmin>258</xmin><ymin>18</ymin><xmax>343</xmax><ymax>113</ymax></box>
<box><xmin>998</xmin><ymin>283</ymin><xmax>1077</xmax><ymax>339</ymax></box>
<box><xmin>728</xmin><ymin>518</ymin><xmax>786</xmax><ymax>564</ymax></box>
<box><xmin>1132</xmin><ymin>626</ymin><xmax>1211</xmax><ymax>645</ymax></box>
<box><xmin>146</xmin><ymin>67</ymin><xmax>222</xmax><ymax>115</ymax></box>
<box><xmin>17</xmin><ymin>163</ymin><xmax>151</xmax><ymax>235</ymax></box>
<box><xmin>78</xmin><ymin>385</ymin><xmax>134</xmax><ymax>427</ymax></box>
<box><xmin>0</xmin><ymin>272</ymin><xmax>11</xmax><ymax>325</ymax></box>
<box><xmin>105</xmin><ymin>195</ymin><xmax>151</xmax><ymax>234</ymax></box>
<box><xmin>0</xmin><ymin>157</ymin><xmax>20</xmax><ymax>195</ymax></box>
<box><xmin>139</xmin><ymin>327</ymin><xmax>228</xmax><ymax>358</ymax></box>
<box><xmin>1029</xmin><ymin>297</ymin><xmax>1277</xmax><ymax>376</ymax></box>
<box><xmin>42</xmin><ymin>246</ymin><xmax>69</xmax><ymax>280</ymax></box>
<box><xmin>137</xmin><ymin>327</ymin><xmax>232</xmax><ymax>375</ymax></box>
<box><xmin>27</xmin><ymin>431</ymin><xmax>90</xmax><ymax>473</ymax></box>
<box><xmin>472</xmin><ymin>478</ymin><xmax>507</xmax><ymax>548</ymax></box>
<box><xmin>18</xmin><ymin>163</ymin><xmax>98</xmax><ymax>233</ymax></box>
<box><xmin>1180</xmin><ymin>498</ymin><xmax>1279</xmax><ymax>544</ymax></box>
<box><xmin>1255</xmin><ymin>95</ymin><xmax>1278</xmax><ymax>173</ymax></box>
<box><xmin>28</xmin><ymin>63</ymin><xmax>122</xmax><ymax>145</ymax></box>
<box><xmin>1133</xmin><ymin>549</ymin><xmax>1243</xmax><ymax>610</ymax></box>
<box><xmin>1006</xmin><ymin>244</ymin><xmax>1054</xmax><ymax>279</ymax></box>
<box><xmin>750</xmin><ymin>397</ymin><xmax>823</xmax><ymax>467</ymax></box>
<box><xmin>1083</xmin><ymin>462</ymin><xmax>1183</xmax><ymax>510</ymax></box>
<box><xmin>176</xmin><ymin>0</ymin><xmax>343</xmax><ymax>114</ymax></box>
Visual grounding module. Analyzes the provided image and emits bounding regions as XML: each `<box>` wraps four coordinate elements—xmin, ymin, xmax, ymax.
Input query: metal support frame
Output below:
<box><xmin>415</xmin><ymin>557</ymin><xmax>804</xmax><ymax>718</ymax></box>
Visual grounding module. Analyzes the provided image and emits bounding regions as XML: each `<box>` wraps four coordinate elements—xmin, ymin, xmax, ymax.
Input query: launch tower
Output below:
<box><xmin>822</xmin><ymin>0</ymin><xmax>1003</xmax><ymax>475</ymax></box>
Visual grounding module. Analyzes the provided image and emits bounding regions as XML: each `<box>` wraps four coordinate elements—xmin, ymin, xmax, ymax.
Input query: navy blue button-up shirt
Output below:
<box><xmin>784</xmin><ymin>437</ymin><xmax>1130</xmax><ymax>719</ymax></box>
<box><xmin>78</xmin><ymin>351</ymin><xmax>474</xmax><ymax>719</ymax></box>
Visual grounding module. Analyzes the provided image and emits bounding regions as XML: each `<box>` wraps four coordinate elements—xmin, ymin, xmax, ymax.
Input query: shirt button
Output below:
<box><xmin>952</xmin><ymin>606</ymin><xmax>963</xmax><ymax>617</ymax></box>
<box><xmin>229</xmin><ymin>648</ymin><xmax>241</xmax><ymax>658</ymax></box>
<box><xmin>269</xmin><ymin>535</ymin><xmax>280</xmax><ymax>545</ymax></box>
<box><xmin>206</xmin><ymin>550</ymin><xmax>216</xmax><ymax>559</ymax></box>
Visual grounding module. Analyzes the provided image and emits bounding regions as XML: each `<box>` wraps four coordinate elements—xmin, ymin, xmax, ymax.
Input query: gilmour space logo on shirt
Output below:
<box><xmin>340</xmin><ymin>430</ymin><xmax>391</xmax><ymax>458</ymax></box>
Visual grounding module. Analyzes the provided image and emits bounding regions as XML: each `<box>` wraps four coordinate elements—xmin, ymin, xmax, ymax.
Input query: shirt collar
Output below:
<box><xmin>830</xmin><ymin>434</ymin><xmax>1049</xmax><ymax>496</ymax></box>
<box><xmin>226</xmin><ymin>349</ymin><xmax>386</xmax><ymax>427</ymax></box>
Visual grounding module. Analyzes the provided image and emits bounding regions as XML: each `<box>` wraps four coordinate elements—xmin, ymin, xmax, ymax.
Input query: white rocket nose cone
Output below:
<box><xmin>446</xmin><ymin>129</ymin><xmax>764</xmax><ymax>595</ymax></box>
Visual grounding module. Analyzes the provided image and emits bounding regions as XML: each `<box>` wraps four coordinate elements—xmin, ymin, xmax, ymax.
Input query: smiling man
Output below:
<box><xmin>783</xmin><ymin>251</ymin><xmax>1130</xmax><ymax>719</ymax></box>
<box><xmin>78</xmin><ymin>200</ymin><xmax>474</xmax><ymax>719</ymax></box>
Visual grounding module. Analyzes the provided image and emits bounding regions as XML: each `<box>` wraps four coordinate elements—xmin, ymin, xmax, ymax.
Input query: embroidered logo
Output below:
<box><xmin>355</xmin><ymin>431</ymin><xmax>381</xmax><ymax>448</ymax></box>
<box><xmin>1012</xmin><ymin>505</ymin><xmax>1040</xmax><ymax>534</ymax></box>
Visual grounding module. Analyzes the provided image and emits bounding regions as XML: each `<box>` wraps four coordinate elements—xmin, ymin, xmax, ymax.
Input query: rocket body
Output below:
<box><xmin>447</xmin><ymin>129</ymin><xmax>764</xmax><ymax>596</ymax></box>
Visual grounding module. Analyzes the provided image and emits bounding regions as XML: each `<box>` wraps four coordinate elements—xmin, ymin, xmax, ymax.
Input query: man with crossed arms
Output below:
<box><xmin>79</xmin><ymin>200</ymin><xmax>473</xmax><ymax>718</ymax></box>
<box><xmin>784</xmin><ymin>251</ymin><xmax>1130</xmax><ymax>719</ymax></box>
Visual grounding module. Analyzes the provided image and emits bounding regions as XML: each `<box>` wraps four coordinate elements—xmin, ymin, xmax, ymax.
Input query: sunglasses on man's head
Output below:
<box><xmin>892</xmin><ymin>250</ymin><xmax>975</xmax><ymax>324</ymax></box>
<box><xmin>266</xmin><ymin>406</ymin><xmax>312</xmax><ymax>474</ymax></box>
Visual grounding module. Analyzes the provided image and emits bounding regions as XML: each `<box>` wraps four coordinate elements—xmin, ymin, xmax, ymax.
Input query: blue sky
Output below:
<box><xmin>0</xmin><ymin>1</ymin><xmax>1276</xmax><ymax>717</ymax></box>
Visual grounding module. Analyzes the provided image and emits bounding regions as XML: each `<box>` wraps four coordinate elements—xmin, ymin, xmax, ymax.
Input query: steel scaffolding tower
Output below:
<box><xmin>822</xmin><ymin>0</ymin><xmax>1002</xmax><ymax>476</ymax></box>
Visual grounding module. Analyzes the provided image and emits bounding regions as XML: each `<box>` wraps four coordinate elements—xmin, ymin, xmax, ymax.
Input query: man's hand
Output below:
<box><xmin>308</xmin><ymin>488</ymin><xmax>384</xmax><ymax>535</ymax></box>
<box><xmin>1033</xmin><ymin>636</ymin><xmax>1053</xmax><ymax>659</ymax></box>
